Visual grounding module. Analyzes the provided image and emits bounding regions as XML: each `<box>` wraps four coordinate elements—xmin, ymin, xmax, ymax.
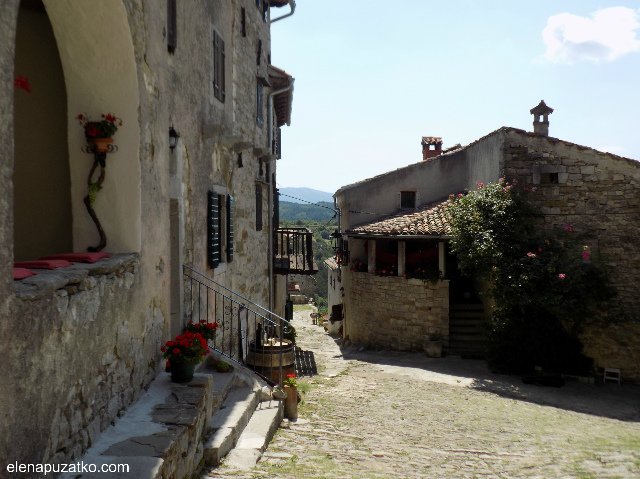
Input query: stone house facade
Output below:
<box><xmin>334</xmin><ymin>105</ymin><xmax>640</xmax><ymax>379</ymax></box>
<box><xmin>1</xmin><ymin>0</ymin><xmax>298</xmax><ymax>472</ymax></box>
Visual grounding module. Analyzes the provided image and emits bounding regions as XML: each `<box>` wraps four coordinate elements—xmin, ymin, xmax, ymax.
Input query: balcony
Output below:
<box><xmin>274</xmin><ymin>227</ymin><xmax>318</xmax><ymax>275</ymax></box>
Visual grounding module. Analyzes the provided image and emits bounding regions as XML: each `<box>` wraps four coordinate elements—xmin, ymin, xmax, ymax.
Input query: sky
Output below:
<box><xmin>270</xmin><ymin>1</ymin><xmax>640</xmax><ymax>195</ymax></box>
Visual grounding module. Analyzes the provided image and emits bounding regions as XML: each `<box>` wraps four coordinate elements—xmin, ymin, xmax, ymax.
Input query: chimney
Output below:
<box><xmin>421</xmin><ymin>136</ymin><xmax>442</xmax><ymax>160</ymax></box>
<box><xmin>530</xmin><ymin>100</ymin><xmax>553</xmax><ymax>136</ymax></box>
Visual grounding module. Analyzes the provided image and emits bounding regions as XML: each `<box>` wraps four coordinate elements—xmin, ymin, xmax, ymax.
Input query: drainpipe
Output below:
<box><xmin>270</xmin><ymin>0</ymin><xmax>296</xmax><ymax>24</ymax></box>
<box><xmin>267</xmin><ymin>79</ymin><xmax>294</xmax><ymax>319</ymax></box>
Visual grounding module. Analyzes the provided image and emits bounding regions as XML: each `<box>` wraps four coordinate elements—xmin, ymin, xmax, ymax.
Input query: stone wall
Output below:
<box><xmin>5</xmin><ymin>255</ymin><xmax>164</xmax><ymax>470</ymax></box>
<box><xmin>502</xmin><ymin>129</ymin><xmax>640</xmax><ymax>379</ymax></box>
<box><xmin>347</xmin><ymin>272</ymin><xmax>449</xmax><ymax>351</ymax></box>
<box><xmin>0</xmin><ymin>0</ymin><xmax>288</xmax><ymax>472</ymax></box>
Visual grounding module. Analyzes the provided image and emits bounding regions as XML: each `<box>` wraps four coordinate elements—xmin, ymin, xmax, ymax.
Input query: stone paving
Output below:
<box><xmin>205</xmin><ymin>307</ymin><xmax>640</xmax><ymax>479</ymax></box>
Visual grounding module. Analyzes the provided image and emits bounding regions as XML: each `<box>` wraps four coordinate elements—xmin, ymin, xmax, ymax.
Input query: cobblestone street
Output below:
<box><xmin>207</xmin><ymin>307</ymin><xmax>640</xmax><ymax>479</ymax></box>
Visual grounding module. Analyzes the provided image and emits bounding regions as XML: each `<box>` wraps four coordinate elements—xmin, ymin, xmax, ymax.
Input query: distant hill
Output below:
<box><xmin>279</xmin><ymin>201</ymin><xmax>337</xmax><ymax>222</ymax></box>
<box><xmin>278</xmin><ymin>187</ymin><xmax>333</xmax><ymax>204</ymax></box>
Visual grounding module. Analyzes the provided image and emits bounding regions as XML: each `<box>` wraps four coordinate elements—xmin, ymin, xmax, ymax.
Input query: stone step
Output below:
<box><xmin>203</xmin><ymin>386</ymin><xmax>259</xmax><ymax>466</ymax></box>
<box><xmin>221</xmin><ymin>401</ymin><xmax>284</xmax><ymax>470</ymax></box>
<box><xmin>58</xmin><ymin>361</ymin><xmax>272</xmax><ymax>479</ymax></box>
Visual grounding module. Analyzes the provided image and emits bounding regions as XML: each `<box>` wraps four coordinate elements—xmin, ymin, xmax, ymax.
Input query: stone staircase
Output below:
<box><xmin>448</xmin><ymin>303</ymin><xmax>487</xmax><ymax>359</ymax></box>
<box><xmin>60</xmin><ymin>358</ymin><xmax>283</xmax><ymax>479</ymax></box>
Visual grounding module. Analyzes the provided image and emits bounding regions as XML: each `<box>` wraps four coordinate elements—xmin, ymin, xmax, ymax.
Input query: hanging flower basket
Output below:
<box><xmin>87</xmin><ymin>137</ymin><xmax>114</xmax><ymax>153</ymax></box>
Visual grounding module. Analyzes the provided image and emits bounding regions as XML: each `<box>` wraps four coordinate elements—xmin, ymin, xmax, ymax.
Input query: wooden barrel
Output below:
<box><xmin>246</xmin><ymin>339</ymin><xmax>295</xmax><ymax>384</ymax></box>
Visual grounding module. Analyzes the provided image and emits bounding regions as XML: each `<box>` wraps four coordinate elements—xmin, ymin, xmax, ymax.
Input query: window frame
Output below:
<box><xmin>211</xmin><ymin>27</ymin><xmax>225</xmax><ymax>103</ymax></box>
<box><xmin>207</xmin><ymin>186</ymin><xmax>233</xmax><ymax>273</ymax></box>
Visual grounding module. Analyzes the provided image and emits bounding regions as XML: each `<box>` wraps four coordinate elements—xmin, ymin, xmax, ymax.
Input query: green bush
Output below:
<box><xmin>447</xmin><ymin>180</ymin><xmax>616</xmax><ymax>374</ymax></box>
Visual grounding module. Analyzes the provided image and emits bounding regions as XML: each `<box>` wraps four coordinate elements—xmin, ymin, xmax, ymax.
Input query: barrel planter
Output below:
<box><xmin>246</xmin><ymin>339</ymin><xmax>295</xmax><ymax>384</ymax></box>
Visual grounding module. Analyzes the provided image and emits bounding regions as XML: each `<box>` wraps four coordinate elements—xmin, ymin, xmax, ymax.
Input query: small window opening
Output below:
<box><xmin>541</xmin><ymin>172</ymin><xmax>559</xmax><ymax>184</ymax></box>
<box><xmin>400</xmin><ymin>191</ymin><xmax>416</xmax><ymax>209</ymax></box>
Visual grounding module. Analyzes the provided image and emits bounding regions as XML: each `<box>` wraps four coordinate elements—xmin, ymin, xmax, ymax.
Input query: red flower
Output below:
<box><xmin>286</xmin><ymin>374</ymin><xmax>296</xmax><ymax>378</ymax></box>
<box><xmin>172</xmin><ymin>348</ymin><xmax>181</xmax><ymax>355</ymax></box>
<box><xmin>161</xmin><ymin>346</ymin><xmax>166</xmax><ymax>352</ymax></box>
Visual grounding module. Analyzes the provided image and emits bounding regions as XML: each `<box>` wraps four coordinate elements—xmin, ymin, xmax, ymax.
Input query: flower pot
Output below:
<box><xmin>283</xmin><ymin>385</ymin><xmax>298</xmax><ymax>420</ymax></box>
<box><xmin>170</xmin><ymin>359</ymin><xmax>196</xmax><ymax>383</ymax></box>
<box><xmin>424</xmin><ymin>340</ymin><xmax>443</xmax><ymax>358</ymax></box>
<box><xmin>87</xmin><ymin>137</ymin><xmax>114</xmax><ymax>153</ymax></box>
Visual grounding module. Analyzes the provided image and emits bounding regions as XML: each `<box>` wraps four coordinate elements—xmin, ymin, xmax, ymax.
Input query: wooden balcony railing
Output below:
<box><xmin>274</xmin><ymin>227</ymin><xmax>318</xmax><ymax>275</ymax></box>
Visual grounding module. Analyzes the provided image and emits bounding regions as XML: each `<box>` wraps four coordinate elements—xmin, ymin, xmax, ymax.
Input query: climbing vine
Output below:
<box><xmin>447</xmin><ymin>179</ymin><xmax>616</xmax><ymax>374</ymax></box>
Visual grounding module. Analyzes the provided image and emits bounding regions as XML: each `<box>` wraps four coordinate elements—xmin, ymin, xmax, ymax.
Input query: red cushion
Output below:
<box><xmin>13</xmin><ymin>267</ymin><xmax>37</xmax><ymax>280</ymax></box>
<box><xmin>39</xmin><ymin>252</ymin><xmax>110</xmax><ymax>263</ymax></box>
<box><xmin>14</xmin><ymin>260</ymin><xmax>73</xmax><ymax>269</ymax></box>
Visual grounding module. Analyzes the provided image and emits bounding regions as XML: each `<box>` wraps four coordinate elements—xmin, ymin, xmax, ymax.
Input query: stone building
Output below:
<box><xmin>0</xmin><ymin>0</ymin><xmax>308</xmax><ymax>472</ymax></box>
<box><xmin>334</xmin><ymin>102</ymin><xmax>640</xmax><ymax>379</ymax></box>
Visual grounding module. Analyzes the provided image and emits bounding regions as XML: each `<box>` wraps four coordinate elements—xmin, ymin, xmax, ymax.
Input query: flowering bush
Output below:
<box><xmin>350</xmin><ymin>259</ymin><xmax>367</xmax><ymax>272</ymax></box>
<box><xmin>283</xmin><ymin>373</ymin><xmax>298</xmax><ymax>387</ymax></box>
<box><xmin>184</xmin><ymin>319</ymin><xmax>219</xmax><ymax>341</ymax></box>
<box><xmin>77</xmin><ymin>113</ymin><xmax>122</xmax><ymax>139</ymax></box>
<box><xmin>161</xmin><ymin>331</ymin><xmax>210</xmax><ymax>365</ymax></box>
<box><xmin>404</xmin><ymin>266</ymin><xmax>442</xmax><ymax>284</ymax></box>
<box><xmin>447</xmin><ymin>179</ymin><xmax>616</xmax><ymax>374</ymax></box>
<box><xmin>375</xmin><ymin>263</ymin><xmax>396</xmax><ymax>276</ymax></box>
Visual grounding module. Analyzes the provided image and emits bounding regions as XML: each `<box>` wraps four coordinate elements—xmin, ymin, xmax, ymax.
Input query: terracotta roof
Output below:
<box><xmin>347</xmin><ymin>198</ymin><xmax>453</xmax><ymax>237</ymax></box>
<box><xmin>324</xmin><ymin>257</ymin><xmax>339</xmax><ymax>270</ymax></box>
<box><xmin>268</xmin><ymin>65</ymin><xmax>294</xmax><ymax>127</ymax></box>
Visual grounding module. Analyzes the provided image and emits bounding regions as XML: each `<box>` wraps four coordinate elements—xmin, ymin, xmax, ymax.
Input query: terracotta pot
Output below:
<box><xmin>87</xmin><ymin>137</ymin><xmax>114</xmax><ymax>153</ymax></box>
<box><xmin>283</xmin><ymin>385</ymin><xmax>298</xmax><ymax>419</ymax></box>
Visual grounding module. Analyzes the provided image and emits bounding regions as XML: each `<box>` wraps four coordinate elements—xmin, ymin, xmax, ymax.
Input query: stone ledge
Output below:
<box><xmin>13</xmin><ymin>253</ymin><xmax>139</xmax><ymax>300</ymax></box>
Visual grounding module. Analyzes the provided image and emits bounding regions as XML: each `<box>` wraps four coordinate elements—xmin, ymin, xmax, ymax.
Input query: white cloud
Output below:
<box><xmin>542</xmin><ymin>7</ymin><xmax>640</xmax><ymax>63</ymax></box>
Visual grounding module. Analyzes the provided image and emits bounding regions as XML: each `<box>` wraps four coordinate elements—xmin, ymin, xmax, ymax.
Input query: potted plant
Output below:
<box><xmin>77</xmin><ymin>112</ymin><xmax>122</xmax><ymax>152</ymax></box>
<box><xmin>161</xmin><ymin>331</ymin><xmax>210</xmax><ymax>383</ymax></box>
<box><xmin>184</xmin><ymin>319</ymin><xmax>219</xmax><ymax>342</ymax></box>
<box><xmin>424</xmin><ymin>333</ymin><xmax>444</xmax><ymax>358</ymax></box>
<box><xmin>283</xmin><ymin>373</ymin><xmax>299</xmax><ymax>419</ymax></box>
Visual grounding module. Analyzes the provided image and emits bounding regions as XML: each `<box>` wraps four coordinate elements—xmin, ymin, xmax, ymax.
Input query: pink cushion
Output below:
<box><xmin>39</xmin><ymin>252</ymin><xmax>110</xmax><ymax>264</ymax></box>
<box><xmin>14</xmin><ymin>260</ymin><xmax>73</xmax><ymax>270</ymax></box>
<box><xmin>13</xmin><ymin>267</ymin><xmax>37</xmax><ymax>280</ymax></box>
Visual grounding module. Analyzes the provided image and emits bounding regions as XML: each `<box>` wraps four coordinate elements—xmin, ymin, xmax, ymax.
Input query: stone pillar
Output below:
<box><xmin>438</xmin><ymin>241</ymin><xmax>446</xmax><ymax>277</ymax></box>
<box><xmin>367</xmin><ymin>239</ymin><xmax>376</xmax><ymax>273</ymax></box>
<box><xmin>398</xmin><ymin>241</ymin><xmax>406</xmax><ymax>277</ymax></box>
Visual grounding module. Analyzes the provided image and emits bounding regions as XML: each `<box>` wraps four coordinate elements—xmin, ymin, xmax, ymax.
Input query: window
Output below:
<box><xmin>256</xmin><ymin>184</ymin><xmax>263</xmax><ymax>231</ymax></box>
<box><xmin>256</xmin><ymin>80</ymin><xmax>264</xmax><ymax>127</ymax></box>
<box><xmin>167</xmin><ymin>0</ymin><xmax>177</xmax><ymax>53</ymax></box>
<box><xmin>207</xmin><ymin>190</ymin><xmax>234</xmax><ymax>270</ymax></box>
<box><xmin>212</xmin><ymin>29</ymin><xmax>225</xmax><ymax>103</ymax></box>
<box><xmin>241</xmin><ymin>8</ymin><xmax>246</xmax><ymax>37</ymax></box>
<box><xmin>400</xmin><ymin>191</ymin><xmax>416</xmax><ymax>209</ymax></box>
<box><xmin>541</xmin><ymin>172</ymin><xmax>559</xmax><ymax>184</ymax></box>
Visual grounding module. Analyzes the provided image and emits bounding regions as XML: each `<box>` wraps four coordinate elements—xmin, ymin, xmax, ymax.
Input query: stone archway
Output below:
<box><xmin>42</xmin><ymin>0</ymin><xmax>141</xmax><ymax>253</ymax></box>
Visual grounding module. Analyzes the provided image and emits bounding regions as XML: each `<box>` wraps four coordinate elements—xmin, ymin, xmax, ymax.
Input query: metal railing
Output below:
<box><xmin>274</xmin><ymin>227</ymin><xmax>316</xmax><ymax>274</ymax></box>
<box><xmin>183</xmin><ymin>265</ymin><xmax>294</xmax><ymax>386</ymax></box>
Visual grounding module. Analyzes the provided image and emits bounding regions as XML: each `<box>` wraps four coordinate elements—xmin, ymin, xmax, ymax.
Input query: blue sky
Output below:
<box><xmin>270</xmin><ymin>1</ymin><xmax>640</xmax><ymax>195</ymax></box>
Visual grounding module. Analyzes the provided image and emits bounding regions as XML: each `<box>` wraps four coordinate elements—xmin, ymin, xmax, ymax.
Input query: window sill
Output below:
<box><xmin>14</xmin><ymin>253</ymin><xmax>139</xmax><ymax>301</ymax></box>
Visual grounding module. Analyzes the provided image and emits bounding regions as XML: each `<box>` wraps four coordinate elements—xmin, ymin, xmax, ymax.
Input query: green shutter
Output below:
<box><xmin>208</xmin><ymin>191</ymin><xmax>220</xmax><ymax>268</ymax></box>
<box><xmin>227</xmin><ymin>194</ymin><xmax>234</xmax><ymax>262</ymax></box>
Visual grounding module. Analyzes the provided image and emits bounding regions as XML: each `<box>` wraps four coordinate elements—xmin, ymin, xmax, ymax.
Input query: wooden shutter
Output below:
<box><xmin>213</xmin><ymin>31</ymin><xmax>226</xmax><ymax>102</ymax></box>
<box><xmin>208</xmin><ymin>191</ymin><xmax>220</xmax><ymax>268</ymax></box>
<box><xmin>256</xmin><ymin>185</ymin><xmax>263</xmax><ymax>231</ymax></box>
<box><xmin>167</xmin><ymin>0</ymin><xmax>177</xmax><ymax>53</ymax></box>
<box><xmin>226</xmin><ymin>195</ymin><xmax>234</xmax><ymax>262</ymax></box>
<box><xmin>256</xmin><ymin>82</ymin><xmax>263</xmax><ymax>127</ymax></box>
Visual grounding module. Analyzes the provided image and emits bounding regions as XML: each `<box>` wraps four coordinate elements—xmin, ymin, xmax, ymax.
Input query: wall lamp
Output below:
<box><xmin>169</xmin><ymin>125</ymin><xmax>180</xmax><ymax>151</ymax></box>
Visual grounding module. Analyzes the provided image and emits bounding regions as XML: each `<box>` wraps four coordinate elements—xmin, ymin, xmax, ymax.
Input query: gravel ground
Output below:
<box><xmin>207</xmin><ymin>306</ymin><xmax>640</xmax><ymax>479</ymax></box>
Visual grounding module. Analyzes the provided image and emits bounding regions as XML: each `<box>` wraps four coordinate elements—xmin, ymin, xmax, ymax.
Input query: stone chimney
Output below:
<box><xmin>530</xmin><ymin>100</ymin><xmax>553</xmax><ymax>136</ymax></box>
<box><xmin>421</xmin><ymin>137</ymin><xmax>442</xmax><ymax>160</ymax></box>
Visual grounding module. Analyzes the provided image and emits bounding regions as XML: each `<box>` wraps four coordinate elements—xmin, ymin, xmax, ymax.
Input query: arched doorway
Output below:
<box><xmin>13</xmin><ymin>0</ymin><xmax>71</xmax><ymax>261</ymax></box>
<box><xmin>11</xmin><ymin>0</ymin><xmax>142</xmax><ymax>260</ymax></box>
